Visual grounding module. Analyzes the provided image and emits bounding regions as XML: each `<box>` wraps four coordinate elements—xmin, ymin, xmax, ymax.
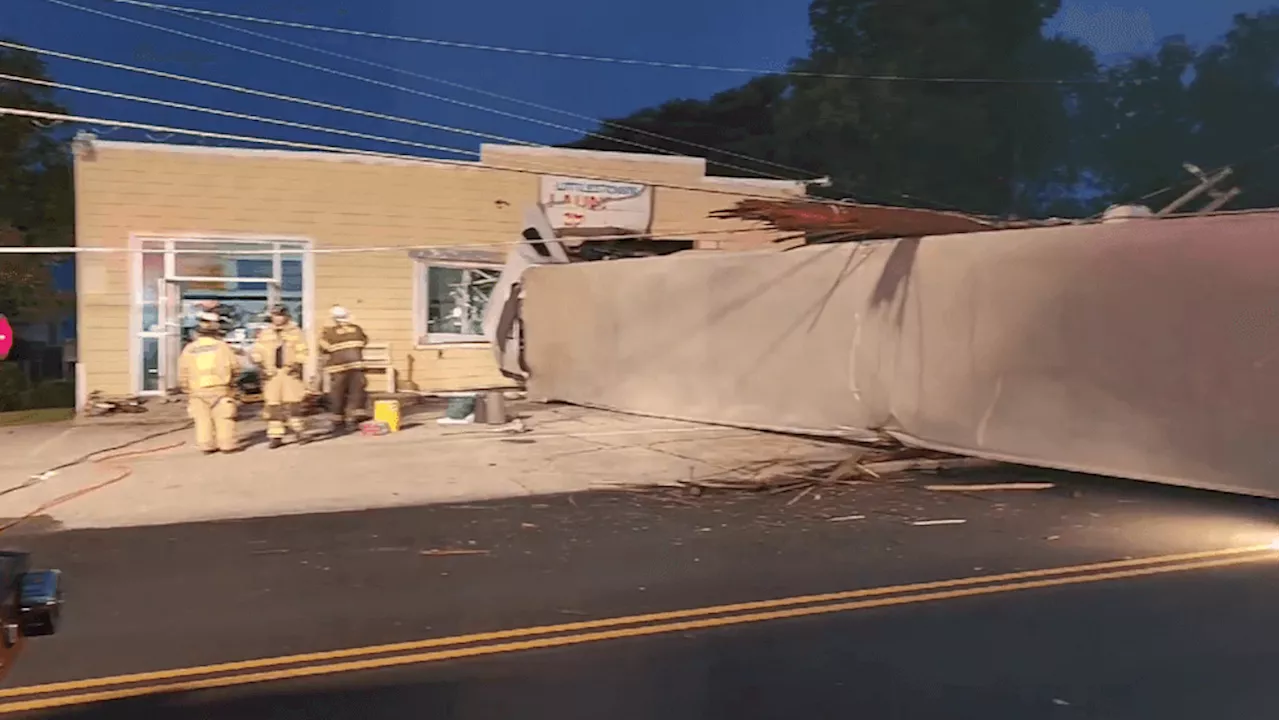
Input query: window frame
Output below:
<box><xmin>414</xmin><ymin>260</ymin><xmax>503</xmax><ymax>346</ymax></box>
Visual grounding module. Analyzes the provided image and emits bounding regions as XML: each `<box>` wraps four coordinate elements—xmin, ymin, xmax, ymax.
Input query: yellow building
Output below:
<box><xmin>72</xmin><ymin>136</ymin><xmax>806</xmax><ymax>407</ymax></box>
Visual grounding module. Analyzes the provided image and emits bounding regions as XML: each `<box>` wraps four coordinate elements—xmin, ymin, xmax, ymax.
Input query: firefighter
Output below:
<box><xmin>317</xmin><ymin>305</ymin><xmax>368</xmax><ymax>433</ymax></box>
<box><xmin>177</xmin><ymin>311</ymin><xmax>240</xmax><ymax>454</ymax></box>
<box><xmin>250</xmin><ymin>304</ymin><xmax>310</xmax><ymax>449</ymax></box>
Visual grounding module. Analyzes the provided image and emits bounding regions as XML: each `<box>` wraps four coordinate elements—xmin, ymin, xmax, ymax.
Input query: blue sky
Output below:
<box><xmin>1</xmin><ymin>0</ymin><xmax>1274</xmax><ymax>169</ymax></box>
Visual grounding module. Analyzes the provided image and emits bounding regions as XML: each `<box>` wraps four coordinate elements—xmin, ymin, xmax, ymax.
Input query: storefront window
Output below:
<box><xmin>140</xmin><ymin>336</ymin><xmax>159</xmax><ymax>392</ymax></box>
<box><xmin>140</xmin><ymin>251</ymin><xmax>164</xmax><ymax>332</ymax></box>
<box><xmin>281</xmin><ymin>257</ymin><xmax>303</xmax><ymax>293</ymax></box>
<box><xmin>173</xmin><ymin>240</ymin><xmax>274</xmax><ymax>285</ymax></box>
<box><xmin>420</xmin><ymin>264</ymin><xmax>500</xmax><ymax>343</ymax></box>
<box><xmin>134</xmin><ymin>238</ymin><xmax>311</xmax><ymax>395</ymax></box>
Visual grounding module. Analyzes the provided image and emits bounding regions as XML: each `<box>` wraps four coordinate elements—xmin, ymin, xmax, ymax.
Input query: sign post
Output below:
<box><xmin>0</xmin><ymin>314</ymin><xmax>12</xmax><ymax>361</ymax></box>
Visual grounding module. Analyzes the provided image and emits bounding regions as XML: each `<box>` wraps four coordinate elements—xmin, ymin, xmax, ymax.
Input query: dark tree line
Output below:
<box><xmin>564</xmin><ymin>0</ymin><xmax>1278</xmax><ymax>218</ymax></box>
<box><xmin>0</xmin><ymin>47</ymin><xmax>73</xmax><ymax>324</ymax></box>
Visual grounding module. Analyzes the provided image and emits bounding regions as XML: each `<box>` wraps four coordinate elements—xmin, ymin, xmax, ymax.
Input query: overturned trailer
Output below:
<box><xmin>485</xmin><ymin>202</ymin><xmax>1278</xmax><ymax>499</ymax></box>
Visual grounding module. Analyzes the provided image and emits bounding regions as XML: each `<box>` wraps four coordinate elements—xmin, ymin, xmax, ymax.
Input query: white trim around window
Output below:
<box><xmin>412</xmin><ymin>259</ymin><xmax>503</xmax><ymax>347</ymax></box>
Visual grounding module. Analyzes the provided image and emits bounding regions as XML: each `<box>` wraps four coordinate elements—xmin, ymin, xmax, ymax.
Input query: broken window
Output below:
<box><xmin>419</xmin><ymin>264</ymin><xmax>501</xmax><ymax>344</ymax></box>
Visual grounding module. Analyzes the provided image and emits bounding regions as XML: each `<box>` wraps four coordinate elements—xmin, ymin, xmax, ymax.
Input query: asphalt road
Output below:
<box><xmin>0</xmin><ymin>469</ymin><xmax>1275</xmax><ymax>719</ymax></box>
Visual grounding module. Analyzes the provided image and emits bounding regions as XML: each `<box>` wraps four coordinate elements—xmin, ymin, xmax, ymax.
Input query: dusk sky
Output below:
<box><xmin>1</xmin><ymin>0</ymin><xmax>1274</xmax><ymax>174</ymax></box>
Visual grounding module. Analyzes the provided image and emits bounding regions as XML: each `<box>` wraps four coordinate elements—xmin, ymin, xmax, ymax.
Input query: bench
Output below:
<box><xmin>318</xmin><ymin>342</ymin><xmax>396</xmax><ymax>395</ymax></box>
<box><xmin>362</xmin><ymin>342</ymin><xmax>396</xmax><ymax>394</ymax></box>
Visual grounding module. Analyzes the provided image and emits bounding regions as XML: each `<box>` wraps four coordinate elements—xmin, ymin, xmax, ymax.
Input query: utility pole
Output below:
<box><xmin>1156</xmin><ymin>163</ymin><xmax>1243</xmax><ymax>216</ymax></box>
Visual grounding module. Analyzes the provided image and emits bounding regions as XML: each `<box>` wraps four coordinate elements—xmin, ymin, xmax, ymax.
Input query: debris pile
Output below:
<box><xmin>81</xmin><ymin>391</ymin><xmax>149</xmax><ymax>417</ymax></box>
<box><xmin>711</xmin><ymin>199</ymin><xmax>1068</xmax><ymax>243</ymax></box>
<box><xmin>676</xmin><ymin>441</ymin><xmax>996</xmax><ymax>496</ymax></box>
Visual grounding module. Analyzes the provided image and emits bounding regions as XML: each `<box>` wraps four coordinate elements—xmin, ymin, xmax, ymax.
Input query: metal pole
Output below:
<box><xmin>1157</xmin><ymin>168</ymin><xmax>1232</xmax><ymax>216</ymax></box>
<box><xmin>1199</xmin><ymin>187</ymin><xmax>1242</xmax><ymax>214</ymax></box>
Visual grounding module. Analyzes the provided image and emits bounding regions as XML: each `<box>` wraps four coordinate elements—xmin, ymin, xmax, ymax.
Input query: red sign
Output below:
<box><xmin>0</xmin><ymin>314</ymin><xmax>12</xmax><ymax>360</ymax></box>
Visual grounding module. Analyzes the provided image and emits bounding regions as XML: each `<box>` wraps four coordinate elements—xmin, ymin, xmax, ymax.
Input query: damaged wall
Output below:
<box><xmin>522</xmin><ymin>211</ymin><xmax>1279</xmax><ymax>498</ymax></box>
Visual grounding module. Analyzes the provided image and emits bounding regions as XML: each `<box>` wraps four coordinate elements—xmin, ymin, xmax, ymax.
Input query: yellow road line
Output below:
<box><xmin>1</xmin><ymin>551</ymin><xmax>1271</xmax><ymax>715</ymax></box>
<box><xmin>0</xmin><ymin>543</ymin><xmax>1270</xmax><ymax>703</ymax></box>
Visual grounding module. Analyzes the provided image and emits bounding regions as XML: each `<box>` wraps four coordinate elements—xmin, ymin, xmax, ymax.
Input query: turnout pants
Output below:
<box><xmin>328</xmin><ymin>369</ymin><xmax>367</xmax><ymax>424</ymax></box>
<box><xmin>188</xmin><ymin>391</ymin><xmax>238</xmax><ymax>452</ymax></box>
<box><xmin>263</xmin><ymin>371</ymin><xmax>307</xmax><ymax>439</ymax></box>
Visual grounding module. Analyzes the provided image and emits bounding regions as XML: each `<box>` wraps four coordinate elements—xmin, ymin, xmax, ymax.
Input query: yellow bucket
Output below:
<box><xmin>373</xmin><ymin>399</ymin><xmax>402</xmax><ymax>433</ymax></box>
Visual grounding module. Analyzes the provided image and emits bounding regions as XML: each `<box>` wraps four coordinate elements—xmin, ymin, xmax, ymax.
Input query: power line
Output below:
<box><xmin>0</xmin><ymin>106</ymin><xmax>816</xmax><ymax>207</ymax></box>
<box><xmin>42</xmin><ymin>0</ymin><xmax>812</xmax><ymax>183</ymax></box>
<box><xmin>98</xmin><ymin>0</ymin><xmax>1102</xmax><ymax>85</ymax></box>
<box><xmin>0</xmin><ymin>72</ymin><xmax>479</xmax><ymax>158</ymax></box>
<box><xmin>105</xmin><ymin>0</ymin><xmax>824</xmax><ymax>181</ymax></box>
<box><xmin>76</xmin><ymin>0</ymin><xmax>1033</xmax><ymax>213</ymax></box>
<box><xmin>0</xmin><ymin>39</ymin><xmax>538</xmax><ymax>149</ymax></box>
<box><xmin>39</xmin><ymin>0</ymin><xmax>985</xmax><ymax>211</ymax></box>
<box><xmin>0</xmin><ymin>224</ymin><xmax>784</xmax><ymax>255</ymax></box>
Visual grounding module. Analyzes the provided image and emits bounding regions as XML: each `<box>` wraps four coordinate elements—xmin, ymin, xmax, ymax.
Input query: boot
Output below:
<box><xmin>268</xmin><ymin>438</ymin><xmax>283</xmax><ymax>450</ymax></box>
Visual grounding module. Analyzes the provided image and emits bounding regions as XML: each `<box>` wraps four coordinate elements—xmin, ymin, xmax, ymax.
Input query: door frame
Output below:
<box><xmin>129</xmin><ymin>234</ymin><xmax>314</xmax><ymax>397</ymax></box>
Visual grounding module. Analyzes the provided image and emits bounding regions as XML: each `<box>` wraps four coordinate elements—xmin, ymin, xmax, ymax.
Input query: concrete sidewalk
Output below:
<box><xmin>0</xmin><ymin>405</ymin><xmax>852</xmax><ymax>531</ymax></box>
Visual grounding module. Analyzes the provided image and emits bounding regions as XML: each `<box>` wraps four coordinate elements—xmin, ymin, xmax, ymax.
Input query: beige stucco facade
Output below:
<box><xmin>73</xmin><ymin>139</ymin><xmax>805</xmax><ymax>403</ymax></box>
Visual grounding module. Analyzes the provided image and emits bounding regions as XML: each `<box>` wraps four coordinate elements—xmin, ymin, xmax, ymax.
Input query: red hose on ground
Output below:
<box><xmin>0</xmin><ymin>440</ymin><xmax>186</xmax><ymax>535</ymax></box>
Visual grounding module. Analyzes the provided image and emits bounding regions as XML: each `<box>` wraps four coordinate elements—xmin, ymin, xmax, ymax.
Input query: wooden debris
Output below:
<box><xmin>642</xmin><ymin>432</ymin><xmax>1018</xmax><ymax>504</ymax></box>
<box><xmin>419</xmin><ymin>548</ymin><xmax>490</xmax><ymax>557</ymax></box>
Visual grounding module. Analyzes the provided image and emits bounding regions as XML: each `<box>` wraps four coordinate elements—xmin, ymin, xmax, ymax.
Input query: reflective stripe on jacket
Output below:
<box><xmin>178</xmin><ymin>336</ymin><xmax>238</xmax><ymax>391</ymax></box>
<box><xmin>318</xmin><ymin>323</ymin><xmax>367</xmax><ymax>374</ymax></box>
<box><xmin>250</xmin><ymin>322</ymin><xmax>309</xmax><ymax>374</ymax></box>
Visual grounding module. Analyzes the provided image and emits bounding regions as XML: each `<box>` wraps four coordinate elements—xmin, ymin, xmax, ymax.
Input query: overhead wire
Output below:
<box><xmin>42</xmin><ymin>0</ymin><xmax>813</xmax><ymax>183</ymax></box>
<box><xmin>0</xmin><ymin>39</ymin><xmax>537</xmax><ymax>149</ymax></box>
<box><xmin>0</xmin><ymin>72</ymin><xmax>479</xmax><ymax>157</ymax></box>
<box><xmin>0</xmin><ymin>106</ymin><xmax>823</xmax><ymax>206</ymax></box>
<box><xmin>99</xmin><ymin>0</ymin><xmax>1105</xmax><ymax>85</ymax></box>
<box><xmin>92</xmin><ymin>0</ymin><xmax>826</xmax><ymax>181</ymax></box>
<box><xmin>97</xmin><ymin>0</ymin><xmax>1079</xmax><ymax>215</ymax></box>
<box><xmin>39</xmin><ymin>1</ymin><xmax>619</xmax><ymax>152</ymax></box>
<box><xmin>37</xmin><ymin>0</ymin><xmax>984</xmax><ymax>211</ymax></box>
<box><xmin>0</xmin><ymin>106</ymin><xmax>803</xmax><ymax>257</ymax></box>
<box><xmin>0</xmin><ymin>219</ymin><xmax>795</xmax><ymax>256</ymax></box>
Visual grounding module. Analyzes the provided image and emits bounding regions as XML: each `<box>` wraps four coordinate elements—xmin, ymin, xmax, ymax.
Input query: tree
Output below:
<box><xmin>562</xmin><ymin>1</ymin><xmax>1100</xmax><ymax>216</ymax></box>
<box><xmin>566</xmin><ymin>2</ymin><xmax>1276</xmax><ymax>218</ymax></box>
<box><xmin>1185</xmin><ymin>10</ymin><xmax>1278</xmax><ymax>210</ymax></box>
<box><xmin>777</xmin><ymin>0</ymin><xmax>1099</xmax><ymax>216</ymax></box>
<box><xmin>1069</xmin><ymin>10</ymin><xmax>1277</xmax><ymax>210</ymax></box>
<box><xmin>0</xmin><ymin>45</ymin><xmax>74</xmax><ymax>323</ymax></box>
<box><xmin>561</xmin><ymin>75</ymin><xmax>795</xmax><ymax>179</ymax></box>
<box><xmin>1080</xmin><ymin>37</ymin><xmax>1199</xmax><ymax>206</ymax></box>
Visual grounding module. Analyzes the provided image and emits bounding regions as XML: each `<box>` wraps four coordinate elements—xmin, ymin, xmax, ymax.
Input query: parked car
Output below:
<box><xmin>0</xmin><ymin>552</ymin><xmax>64</xmax><ymax>683</ymax></box>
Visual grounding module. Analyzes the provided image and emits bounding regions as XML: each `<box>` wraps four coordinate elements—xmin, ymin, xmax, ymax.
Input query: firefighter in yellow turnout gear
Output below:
<box><xmin>318</xmin><ymin>305</ymin><xmax>368</xmax><ymax>434</ymax></box>
<box><xmin>177</xmin><ymin>312</ymin><xmax>240</xmax><ymax>454</ymax></box>
<box><xmin>251</xmin><ymin>305</ymin><xmax>310</xmax><ymax>449</ymax></box>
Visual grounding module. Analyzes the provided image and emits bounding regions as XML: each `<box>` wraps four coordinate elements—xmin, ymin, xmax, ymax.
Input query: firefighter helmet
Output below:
<box><xmin>195</xmin><ymin>311</ymin><xmax>224</xmax><ymax>336</ymax></box>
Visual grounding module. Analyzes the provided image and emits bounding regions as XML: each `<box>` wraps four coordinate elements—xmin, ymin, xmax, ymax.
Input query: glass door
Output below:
<box><xmin>157</xmin><ymin>279</ymin><xmax>184</xmax><ymax>394</ymax></box>
<box><xmin>134</xmin><ymin>238</ymin><xmax>313</xmax><ymax>395</ymax></box>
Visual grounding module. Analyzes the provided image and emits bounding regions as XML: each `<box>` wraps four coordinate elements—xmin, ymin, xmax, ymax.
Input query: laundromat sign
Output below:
<box><xmin>540</xmin><ymin>176</ymin><xmax>653</xmax><ymax>236</ymax></box>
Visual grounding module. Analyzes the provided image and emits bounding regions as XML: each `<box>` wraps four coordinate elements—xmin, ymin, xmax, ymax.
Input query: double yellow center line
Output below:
<box><xmin>1</xmin><ymin>544</ymin><xmax>1274</xmax><ymax>714</ymax></box>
